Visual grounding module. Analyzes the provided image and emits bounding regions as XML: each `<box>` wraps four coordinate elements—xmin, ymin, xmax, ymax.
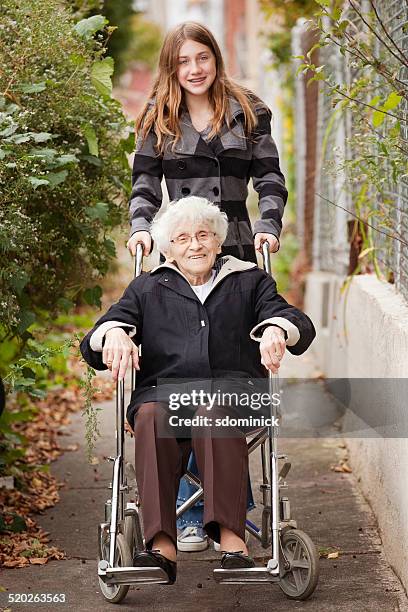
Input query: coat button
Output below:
<box><xmin>213</xmin><ymin>186</ymin><xmax>219</xmax><ymax>196</ymax></box>
<box><xmin>181</xmin><ymin>187</ymin><xmax>191</xmax><ymax>195</ymax></box>
<box><xmin>177</xmin><ymin>160</ymin><xmax>186</xmax><ymax>170</ymax></box>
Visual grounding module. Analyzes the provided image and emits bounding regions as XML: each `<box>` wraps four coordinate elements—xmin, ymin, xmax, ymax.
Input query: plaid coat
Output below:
<box><xmin>129</xmin><ymin>97</ymin><xmax>288</xmax><ymax>263</ymax></box>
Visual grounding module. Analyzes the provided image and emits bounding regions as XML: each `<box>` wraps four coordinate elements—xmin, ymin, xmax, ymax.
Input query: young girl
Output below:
<box><xmin>127</xmin><ymin>21</ymin><xmax>287</xmax><ymax>262</ymax></box>
<box><xmin>127</xmin><ymin>21</ymin><xmax>288</xmax><ymax>553</ymax></box>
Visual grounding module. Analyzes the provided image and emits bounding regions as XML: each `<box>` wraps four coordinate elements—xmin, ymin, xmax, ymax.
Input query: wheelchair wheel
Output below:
<box><xmin>98</xmin><ymin>532</ymin><xmax>132</xmax><ymax>603</ymax></box>
<box><xmin>279</xmin><ymin>529</ymin><xmax>319</xmax><ymax>600</ymax></box>
<box><xmin>124</xmin><ymin>508</ymin><xmax>144</xmax><ymax>556</ymax></box>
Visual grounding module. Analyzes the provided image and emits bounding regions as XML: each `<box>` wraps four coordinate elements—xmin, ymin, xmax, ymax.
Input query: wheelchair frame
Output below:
<box><xmin>97</xmin><ymin>242</ymin><xmax>319</xmax><ymax>602</ymax></box>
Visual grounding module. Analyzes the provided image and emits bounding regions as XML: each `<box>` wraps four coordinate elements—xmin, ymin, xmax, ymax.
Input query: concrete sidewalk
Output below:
<box><xmin>1</xmin><ymin>352</ymin><xmax>407</xmax><ymax>612</ymax></box>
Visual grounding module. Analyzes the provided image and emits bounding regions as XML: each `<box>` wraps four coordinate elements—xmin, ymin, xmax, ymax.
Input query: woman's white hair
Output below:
<box><xmin>150</xmin><ymin>196</ymin><xmax>228</xmax><ymax>253</ymax></box>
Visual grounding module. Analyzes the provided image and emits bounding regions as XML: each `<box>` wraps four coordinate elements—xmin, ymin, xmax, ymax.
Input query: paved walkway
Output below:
<box><xmin>1</xmin><ymin>352</ymin><xmax>407</xmax><ymax>612</ymax></box>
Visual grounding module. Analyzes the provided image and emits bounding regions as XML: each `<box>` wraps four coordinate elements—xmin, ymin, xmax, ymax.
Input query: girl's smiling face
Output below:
<box><xmin>177</xmin><ymin>39</ymin><xmax>217</xmax><ymax>97</ymax></box>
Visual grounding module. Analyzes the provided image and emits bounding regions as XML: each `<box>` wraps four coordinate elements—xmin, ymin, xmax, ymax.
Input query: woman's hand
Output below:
<box><xmin>127</xmin><ymin>231</ymin><xmax>152</xmax><ymax>257</ymax></box>
<box><xmin>102</xmin><ymin>328</ymin><xmax>140</xmax><ymax>381</ymax></box>
<box><xmin>254</xmin><ymin>233</ymin><xmax>279</xmax><ymax>253</ymax></box>
<box><xmin>259</xmin><ymin>325</ymin><xmax>286</xmax><ymax>373</ymax></box>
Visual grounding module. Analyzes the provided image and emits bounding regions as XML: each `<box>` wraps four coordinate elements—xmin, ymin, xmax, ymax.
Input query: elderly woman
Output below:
<box><xmin>80</xmin><ymin>196</ymin><xmax>315</xmax><ymax>584</ymax></box>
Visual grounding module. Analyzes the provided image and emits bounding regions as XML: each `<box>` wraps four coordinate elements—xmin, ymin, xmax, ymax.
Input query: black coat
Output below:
<box><xmin>80</xmin><ymin>257</ymin><xmax>315</xmax><ymax>426</ymax></box>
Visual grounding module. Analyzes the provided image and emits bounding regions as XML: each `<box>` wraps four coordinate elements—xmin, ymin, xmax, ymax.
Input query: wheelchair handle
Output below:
<box><xmin>134</xmin><ymin>242</ymin><xmax>144</xmax><ymax>278</ymax></box>
<box><xmin>262</xmin><ymin>240</ymin><xmax>272</xmax><ymax>276</ymax></box>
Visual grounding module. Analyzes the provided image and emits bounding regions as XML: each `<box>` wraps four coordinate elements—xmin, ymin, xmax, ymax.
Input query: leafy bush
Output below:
<box><xmin>0</xmin><ymin>0</ymin><xmax>134</xmax><ymax>347</ymax></box>
<box><xmin>297</xmin><ymin>1</ymin><xmax>408</xmax><ymax>280</ymax></box>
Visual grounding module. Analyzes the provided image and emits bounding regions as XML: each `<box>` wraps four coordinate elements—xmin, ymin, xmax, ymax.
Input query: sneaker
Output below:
<box><xmin>177</xmin><ymin>526</ymin><xmax>208</xmax><ymax>552</ymax></box>
<box><xmin>213</xmin><ymin>530</ymin><xmax>250</xmax><ymax>552</ymax></box>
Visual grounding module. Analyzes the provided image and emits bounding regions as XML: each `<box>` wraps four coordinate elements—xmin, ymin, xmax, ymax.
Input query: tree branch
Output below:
<box><xmin>320</xmin><ymin>77</ymin><xmax>406</xmax><ymax>122</ymax></box>
<box><xmin>316</xmin><ymin>192</ymin><xmax>408</xmax><ymax>247</ymax></box>
<box><xmin>348</xmin><ymin>0</ymin><xmax>408</xmax><ymax>68</ymax></box>
<box><xmin>369</xmin><ymin>0</ymin><xmax>408</xmax><ymax>67</ymax></box>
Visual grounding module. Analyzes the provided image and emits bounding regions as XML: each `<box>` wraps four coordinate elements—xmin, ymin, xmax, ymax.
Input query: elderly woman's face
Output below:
<box><xmin>166</xmin><ymin>222</ymin><xmax>221</xmax><ymax>283</ymax></box>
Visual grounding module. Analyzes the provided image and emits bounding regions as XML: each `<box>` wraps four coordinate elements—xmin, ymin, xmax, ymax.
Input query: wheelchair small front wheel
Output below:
<box><xmin>279</xmin><ymin>529</ymin><xmax>319</xmax><ymax>600</ymax></box>
<box><xmin>98</xmin><ymin>532</ymin><xmax>132</xmax><ymax>603</ymax></box>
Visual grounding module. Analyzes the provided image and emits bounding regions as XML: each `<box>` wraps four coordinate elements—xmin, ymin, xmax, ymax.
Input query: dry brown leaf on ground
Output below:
<box><xmin>331</xmin><ymin>462</ymin><xmax>353</xmax><ymax>473</ymax></box>
<box><xmin>1</xmin><ymin>330</ymin><xmax>114</xmax><ymax>569</ymax></box>
<box><xmin>327</xmin><ymin>551</ymin><xmax>340</xmax><ymax>559</ymax></box>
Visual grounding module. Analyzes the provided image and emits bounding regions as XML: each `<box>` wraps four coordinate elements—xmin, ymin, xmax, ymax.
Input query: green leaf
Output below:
<box><xmin>0</xmin><ymin>149</ymin><xmax>10</xmax><ymax>160</ymax></box>
<box><xmin>85</xmin><ymin>202</ymin><xmax>109</xmax><ymax>221</ymax></box>
<box><xmin>5</xmin><ymin>133</ymin><xmax>31</xmax><ymax>144</ymax></box>
<box><xmin>27</xmin><ymin>147</ymin><xmax>57</xmax><ymax>161</ymax></box>
<box><xmin>332</xmin><ymin>7</ymin><xmax>342</xmax><ymax>20</ymax></box>
<box><xmin>56</xmin><ymin>154</ymin><xmax>78</xmax><ymax>165</ymax></box>
<box><xmin>28</xmin><ymin>176</ymin><xmax>50</xmax><ymax>189</ymax></box>
<box><xmin>57</xmin><ymin>297</ymin><xmax>75</xmax><ymax>312</ymax></box>
<box><xmin>369</xmin><ymin>95</ymin><xmax>381</xmax><ymax>107</ymax></box>
<box><xmin>10</xmin><ymin>270</ymin><xmax>29</xmax><ymax>295</ymax></box>
<box><xmin>372</xmin><ymin>110</ymin><xmax>386</xmax><ymax>127</ymax></box>
<box><xmin>104</xmin><ymin>237</ymin><xmax>116</xmax><ymax>257</ymax></box>
<box><xmin>83</xmin><ymin>285</ymin><xmax>103</xmax><ymax>308</ymax></box>
<box><xmin>9</xmin><ymin>514</ymin><xmax>27</xmax><ymax>533</ymax></box>
<box><xmin>83</xmin><ymin>124</ymin><xmax>99</xmax><ymax>157</ymax></box>
<box><xmin>18</xmin><ymin>82</ymin><xmax>47</xmax><ymax>93</ymax></box>
<box><xmin>91</xmin><ymin>57</ymin><xmax>114</xmax><ymax>98</ymax></box>
<box><xmin>16</xmin><ymin>310</ymin><xmax>36</xmax><ymax>334</ymax></box>
<box><xmin>31</xmin><ymin>132</ymin><xmax>54</xmax><ymax>143</ymax></box>
<box><xmin>120</xmin><ymin>131</ymin><xmax>135</xmax><ymax>154</ymax></box>
<box><xmin>73</xmin><ymin>15</ymin><xmax>108</xmax><ymax>40</ymax></box>
<box><xmin>79</xmin><ymin>154</ymin><xmax>103</xmax><ymax>167</ymax></box>
<box><xmin>0</xmin><ymin>123</ymin><xmax>18</xmax><ymax>137</ymax></box>
<box><xmin>0</xmin><ymin>409</ymin><xmax>36</xmax><ymax>424</ymax></box>
<box><xmin>69</xmin><ymin>53</ymin><xmax>86</xmax><ymax>67</ymax></box>
<box><xmin>382</xmin><ymin>91</ymin><xmax>402</xmax><ymax>111</ymax></box>
<box><xmin>316</xmin><ymin>0</ymin><xmax>330</xmax><ymax>6</ymax></box>
<box><xmin>29</xmin><ymin>388</ymin><xmax>47</xmax><ymax>399</ymax></box>
<box><xmin>45</xmin><ymin>170</ymin><xmax>68</xmax><ymax>187</ymax></box>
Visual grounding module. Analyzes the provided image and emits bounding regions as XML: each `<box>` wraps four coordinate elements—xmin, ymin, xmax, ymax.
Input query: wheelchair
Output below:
<box><xmin>97</xmin><ymin>242</ymin><xmax>320</xmax><ymax>603</ymax></box>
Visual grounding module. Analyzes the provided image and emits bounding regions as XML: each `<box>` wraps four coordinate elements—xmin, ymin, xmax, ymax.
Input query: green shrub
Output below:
<box><xmin>0</xmin><ymin>0</ymin><xmax>134</xmax><ymax>346</ymax></box>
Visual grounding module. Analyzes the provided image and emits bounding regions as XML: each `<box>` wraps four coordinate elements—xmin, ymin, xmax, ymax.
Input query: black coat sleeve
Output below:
<box><xmin>129</xmin><ymin>129</ymin><xmax>163</xmax><ymax>236</ymax></box>
<box><xmin>80</xmin><ymin>275</ymin><xmax>145</xmax><ymax>370</ymax></box>
<box><xmin>250</xmin><ymin>109</ymin><xmax>288</xmax><ymax>241</ymax></box>
<box><xmin>253</xmin><ymin>271</ymin><xmax>316</xmax><ymax>355</ymax></box>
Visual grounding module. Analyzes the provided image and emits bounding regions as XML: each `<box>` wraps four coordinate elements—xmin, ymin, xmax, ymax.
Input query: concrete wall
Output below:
<box><xmin>305</xmin><ymin>271</ymin><xmax>408</xmax><ymax>591</ymax></box>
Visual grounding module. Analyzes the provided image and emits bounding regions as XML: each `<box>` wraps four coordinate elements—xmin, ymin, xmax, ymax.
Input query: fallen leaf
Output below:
<box><xmin>29</xmin><ymin>557</ymin><xmax>48</xmax><ymax>565</ymax></box>
<box><xmin>3</xmin><ymin>558</ymin><xmax>29</xmax><ymax>568</ymax></box>
<box><xmin>327</xmin><ymin>552</ymin><xmax>339</xmax><ymax>559</ymax></box>
<box><xmin>61</xmin><ymin>444</ymin><xmax>79</xmax><ymax>452</ymax></box>
<box><xmin>31</xmin><ymin>477</ymin><xmax>43</xmax><ymax>489</ymax></box>
<box><xmin>331</xmin><ymin>462</ymin><xmax>353</xmax><ymax>473</ymax></box>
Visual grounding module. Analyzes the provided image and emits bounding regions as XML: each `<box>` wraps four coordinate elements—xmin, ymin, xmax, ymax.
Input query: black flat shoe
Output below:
<box><xmin>220</xmin><ymin>551</ymin><xmax>255</xmax><ymax>569</ymax></box>
<box><xmin>133</xmin><ymin>550</ymin><xmax>177</xmax><ymax>584</ymax></box>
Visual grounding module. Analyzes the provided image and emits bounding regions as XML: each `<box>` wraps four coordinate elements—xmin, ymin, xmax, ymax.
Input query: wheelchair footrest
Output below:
<box><xmin>99</xmin><ymin>565</ymin><xmax>169</xmax><ymax>585</ymax></box>
<box><xmin>213</xmin><ymin>564</ymin><xmax>280</xmax><ymax>584</ymax></box>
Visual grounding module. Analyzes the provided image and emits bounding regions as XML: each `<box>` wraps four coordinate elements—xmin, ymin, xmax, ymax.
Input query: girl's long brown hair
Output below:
<box><xmin>134</xmin><ymin>21</ymin><xmax>269</xmax><ymax>154</ymax></box>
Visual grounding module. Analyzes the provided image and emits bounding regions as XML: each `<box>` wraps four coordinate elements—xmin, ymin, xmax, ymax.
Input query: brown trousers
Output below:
<box><xmin>133</xmin><ymin>402</ymin><xmax>249</xmax><ymax>549</ymax></box>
